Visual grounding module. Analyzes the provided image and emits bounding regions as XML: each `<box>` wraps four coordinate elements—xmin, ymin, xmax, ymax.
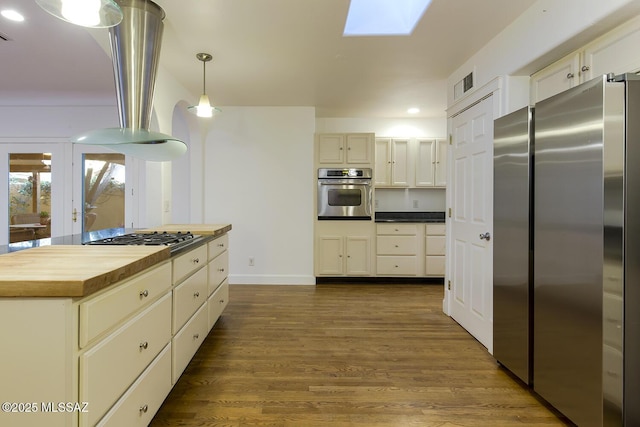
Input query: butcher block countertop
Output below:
<box><xmin>136</xmin><ymin>223</ymin><xmax>232</xmax><ymax>236</ymax></box>
<box><xmin>0</xmin><ymin>245</ymin><xmax>169</xmax><ymax>298</ymax></box>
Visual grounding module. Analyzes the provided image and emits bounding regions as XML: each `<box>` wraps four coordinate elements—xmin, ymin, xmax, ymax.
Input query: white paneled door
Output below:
<box><xmin>449</xmin><ymin>95</ymin><xmax>494</xmax><ymax>352</ymax></box>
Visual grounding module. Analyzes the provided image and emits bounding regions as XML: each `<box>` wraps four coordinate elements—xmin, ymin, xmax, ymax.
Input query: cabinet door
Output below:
<box><xmin>391</xmin><ymin>139</ymin><xmax>410</xmax><ymax>186</ymax></box>
<box><xmin>374</xmin><ymin>138</ymin><xmax>391</xmax><ymax>186</ymax></box>
<box><xmin>317</xmin><ymin>134</ymin><xmax>345</xmax><ymax>164</ymax></box>
<box><xmin>530</xmin><ymin>52</ymin><xmax>580</xmax><ymax>103</ymax></box>
<box><xmin>317</xmin><ymin>236</ymin><xmax>344</xmax><ymax>275</ymax></box>
<box><xmin>346</xmin><ymin>134</ymin><xmax>371</xmax><ymax>164</ymax></box>
<box><xmin>346</xmin><ymin>236</ymin><xmax>371</xmax><ymax>275</ymax></box>
<box><xmin>415</xmin><ymin>139</ymin><xmax>436</xmax><ymax>186</ymax></box>
<box><xmin>434</xmin><ymin>139</ymin><xmax>448</xmax><ymax>187</ymax></box>
<box><xmin>582</xmin><ymin>15</ymin><xmax>640</xmax><ymax>80</ymax></box>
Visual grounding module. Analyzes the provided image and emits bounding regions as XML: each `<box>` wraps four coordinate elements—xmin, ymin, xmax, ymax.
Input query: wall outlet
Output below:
<box><xmin>249</xmin><ymin>257</ymin><xmax>255</xmax><ymax>266</ymax></box>
<box><xmin>413</xmin><ymin>200</ymin><xmax>419</xmax><ymax>208</ymax></box>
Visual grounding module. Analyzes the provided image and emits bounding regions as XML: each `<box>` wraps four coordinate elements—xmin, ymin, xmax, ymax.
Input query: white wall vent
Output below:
<box><xmin>453</xmin><ymin>71</ymin><xmax>474</xmax><ymax>100</ymax></box>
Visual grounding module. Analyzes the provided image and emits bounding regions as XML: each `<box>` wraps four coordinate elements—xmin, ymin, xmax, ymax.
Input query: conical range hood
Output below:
<box><xmin>72</xmin><ymin>0</ymin><xmax>187</xmax><ymax>162</ymax></box>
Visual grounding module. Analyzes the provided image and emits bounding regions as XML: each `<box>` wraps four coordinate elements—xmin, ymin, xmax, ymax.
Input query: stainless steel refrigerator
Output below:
<box><xmin>493</xmin><ymin>106</ymin><xmax>534</xmax><ymax>386</ymax></box>
<box><xmin>533</xmin><ymin>74</ymin><xmax>640</xmax><ymax>426</ymax></box>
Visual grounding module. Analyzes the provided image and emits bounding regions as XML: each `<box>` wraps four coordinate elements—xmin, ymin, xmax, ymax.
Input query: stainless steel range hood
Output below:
<box><xmin>72</xmin><ymin>0</ymin><xmax>187</xmax><ymax>162</ymax></box>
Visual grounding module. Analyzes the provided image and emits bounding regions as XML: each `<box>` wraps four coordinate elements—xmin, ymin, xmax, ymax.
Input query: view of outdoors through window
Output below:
<box><xmin>83</xmin><ymin>153</ymin><xmax>125</xmax><ymax>232</ymax></box>
<box><xmin>8</xmin><ymin>153</ymin><xmax>52</xmax><ymax>243</ymax></box>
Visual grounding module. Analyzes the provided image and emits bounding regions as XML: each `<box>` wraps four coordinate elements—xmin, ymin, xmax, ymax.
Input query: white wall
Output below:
<box><xmin>203</xmin><ymin>107</ymin><xmax>316</xmax><ymax>285</ymax></box>
<box><xmin>316</xmin><ymin>117</ymin><xmax>446</xmax><ymax>137</ymax></box>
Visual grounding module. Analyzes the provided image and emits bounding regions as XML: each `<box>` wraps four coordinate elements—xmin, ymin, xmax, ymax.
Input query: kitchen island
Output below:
<box><xmin>0</xmin><ymin>223</ymin><xmax>231</xmax><ymax>427</ymax></box>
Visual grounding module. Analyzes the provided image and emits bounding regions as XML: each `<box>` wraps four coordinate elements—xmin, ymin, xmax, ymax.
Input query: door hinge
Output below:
<box><xmin>448</xmin><ymin>134</ymin><xmax>453</xmax><ymax>145</ymax></box>
<box><xmin>448</xmin><ymin>208</ymin><xmax>452</xmax><ymax>218</ymax></box>
<box><xmin>448</xmin><ymin>280</ymin><xmax>451</xmax><ymax>290</ymax></box>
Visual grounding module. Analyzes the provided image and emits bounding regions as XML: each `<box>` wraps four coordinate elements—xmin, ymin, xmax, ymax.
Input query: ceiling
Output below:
<box><xmin>0</xmin><ymin>0</ymin><xmax>536</xmax><ymax>118</ymax></box>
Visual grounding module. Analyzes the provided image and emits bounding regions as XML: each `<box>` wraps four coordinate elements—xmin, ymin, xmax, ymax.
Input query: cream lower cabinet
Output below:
<box><xmin>316</xmin><ymin>235</ymin><xmax>371</xmax><ymax>276</ymax></box>
<box><xmin>375</xmin><ymin>223</ymin><xmax>446</xmax><ymax>277</ymax></box>
<box><xmin>376</xmin><ymin>223</ymin><xmax>420</xmax><ymax>276</ymax></box>
<box><xmin>0</xmin><ymin>232</ymin><xmax>231</xmax><ymax>427</ymax></box>
<box><xmin>425</xmin><ymin>224</ymin><xmax>446</xmax><ymax>277</ymax></box>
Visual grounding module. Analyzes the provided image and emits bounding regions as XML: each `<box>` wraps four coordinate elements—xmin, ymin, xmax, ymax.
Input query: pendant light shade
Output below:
<box><xmin>35</xmin><ymin>0</ymin><xmax>123</xmax><ymax>28</ymax></box>
<box><xmin>188</xmin><ymin>53</ymin><xmax>221</xmax><ymax>118</ymax></box>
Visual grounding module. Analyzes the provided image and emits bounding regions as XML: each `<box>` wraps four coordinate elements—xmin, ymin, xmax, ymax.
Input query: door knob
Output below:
<box><xmin>479</xmin><ymin>232</ymin><xmax>491</xmax><ymax>241</ymax></box>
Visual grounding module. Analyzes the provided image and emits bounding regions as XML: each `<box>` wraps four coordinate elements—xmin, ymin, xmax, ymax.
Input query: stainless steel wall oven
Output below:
<box><xmin>317</xmin><ymin>168</ymin><xmax>372</xmax><ymax>220</ymax></box>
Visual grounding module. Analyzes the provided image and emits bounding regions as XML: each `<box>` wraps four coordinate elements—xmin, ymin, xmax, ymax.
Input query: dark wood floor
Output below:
<box><xmin>151</xmin><ymin>284</ymin><xmax>569</xmax><ymax>427</ymax></box>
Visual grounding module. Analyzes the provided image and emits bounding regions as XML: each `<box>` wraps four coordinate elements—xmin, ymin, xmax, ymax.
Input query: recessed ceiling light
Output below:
<box><xmin>344</xmin><ymin>0</ymin><xmax>432</xmax><ymax>36</ymax></box>
<box><xmin>1</xmin><ymin>9</ymin><xmax>25</xmax><ymax>22</ymax></box>
<box><xmin>407</xmin><ymin>107</ymin><xmax>420</xmax><ymax>114</ymax></box>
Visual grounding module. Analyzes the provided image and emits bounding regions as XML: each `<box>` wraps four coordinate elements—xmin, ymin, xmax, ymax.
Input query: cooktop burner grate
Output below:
<box><xmin>84</xmin><ymin>231</ymin><xmax>200</xmax><ymax>252</ymax></box>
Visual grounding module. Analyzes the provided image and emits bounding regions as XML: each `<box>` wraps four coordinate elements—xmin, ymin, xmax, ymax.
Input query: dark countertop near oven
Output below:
<box><xmin>375</xmin><ymin>211</ymin><xmax>445</xmax><ymax>223</ymax></box>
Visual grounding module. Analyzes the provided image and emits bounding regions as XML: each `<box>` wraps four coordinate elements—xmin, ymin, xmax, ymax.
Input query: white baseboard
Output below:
<box><xmin>229</xmin><ymin>274</ymin><xmax>316</xmax><ymax>285</ymax></box>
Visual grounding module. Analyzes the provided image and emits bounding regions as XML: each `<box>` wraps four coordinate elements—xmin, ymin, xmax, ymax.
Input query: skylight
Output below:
<box><xmin>343</xmin><ymin>0</ymin><xmax>432</xmax><ymax>36</ymax></box>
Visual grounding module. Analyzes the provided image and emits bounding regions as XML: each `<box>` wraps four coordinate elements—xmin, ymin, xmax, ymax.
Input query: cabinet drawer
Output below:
<box><xmin>425</xmin><ymin>255</ymin><xmax>445</xmax><ymax>276</ymax></box>
<box><xmin>376</xmin><ymin>256</ymin><xmax>417</xmax><ymax>275</ymax></box>
<box><xmin>96</xmin><ymin>344</ymin><xmax>172</xmax><ymax>427</ymax></box>
<box><xmin>425</xmin><ymin>224</ymin><xmax>445</xmax><ymax>236</ymax></box>
<box><xmin>377</xmin><ymin>235</ymin><xmax>417</xmax><ymax>255</ymax></box>
<box><xmin>208</xmin><ymin>250</ymin><xmax>229</xmax><ymax>296</ymax></box>
<box><xmin>173</xmin><ymin>266</ymin><xmax>208</xmax><ymax>334</ymax></box>
<box><xmin>377</xmin><ymin>223</ymin><xmax>417</xmax><ymax>235</ymax></box>
<box><xmin>80</xmin><ymin>293</ymin><xmax>171</xmax><ymax>427</ymax></box>
<box><xmin>208</xmin><ymin>279</ymin><xmax>229</xmax><ymax>331</ymax></box>
<box><xmin>173</xmin><ymin>245</ymin><xmax>207</xmax><ymax>284</ymax></box>
<box><xmin>172</xmin><ymin>303</ymin><xmax>208</xmax><ymax>383</ymax></box>
<box><xmin>425</xmin><ymin>235</ymin><xmax>446</xmax><ymax>255</ymax></box>
<box><xmin>80</xmin><ymin>262</ymin><xmax>171</xmax><ymax>348</ymax></box>
<box><xmin>208</xmin><ymin>234</ymin><xmax>229</xmax><ymax>261</ymax></box>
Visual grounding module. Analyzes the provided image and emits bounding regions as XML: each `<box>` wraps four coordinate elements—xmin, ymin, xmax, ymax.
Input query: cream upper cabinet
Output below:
<box><xmin>530</xmin><ymin>52</ymin><xmax>580</xmax><ymax>103</ymax></box>
<box><xmin>374</xmin><ymin>138</ymin><xmax>409</xmax><ymax>187</ymax></box>
<box><xmin>582</xmin><ymin>15</ymin><xmax>640</xmax><ymax>81</ymax></box>
<box><xmin>531</xmin><ymin>16</ymin><xmax>640</xmax><ymax>104</ymax></box>
<box><xmin>316</xmin><ymin>133</ymin><xmax>373</xmax><ymax>166</ymax></box>
<box><xmin>416</xmin><ymin>138</ymin><xmax>447</xmax><ymax>187</ymax></box>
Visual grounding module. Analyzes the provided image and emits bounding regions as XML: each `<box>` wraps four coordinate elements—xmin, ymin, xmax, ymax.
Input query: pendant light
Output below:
<box><xmin>188</xmin><ymin>53</ymin><xmax>221</xmax><ymax>118</ymax></box>
<box><xmin>35</xmin><ymin>0</ymin><xmax>123</xmax><ymax>28</ymax></box>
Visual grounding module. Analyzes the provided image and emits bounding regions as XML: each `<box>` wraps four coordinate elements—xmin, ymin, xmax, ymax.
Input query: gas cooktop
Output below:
<box><xmin>84</xmin><ymin>231</ymin><xmax>202</xmax><ymax>253</ymax></box>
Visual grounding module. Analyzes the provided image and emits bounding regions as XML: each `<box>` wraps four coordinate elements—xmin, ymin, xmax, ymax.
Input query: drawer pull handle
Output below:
<box><xmin>139</xmin><ymin>289</ymin><xmax>149</xmax><ymax>298</ymax></box>
<box><xmin>395</xmin><ymin>244</ymin><xmax>399</xmax><ymax>248</ymax></box>
<box><xmin>139</xmin><ymin>404</ymin><xmax>148</xmax><ymax>414</ymax></box>
<box><xmin>194</xmin><ymin>291</ymin><xmax>200</xmax><ymax>298</ymax></box>
<box><xmin>193</xmin><ymin>258</ymin><xmax>200</xmax><ymax>264</ymax></box>
<box><xmin>139</xmin><ymin>341</ymin><xmax>148</xmax><ymax>350</ymax></box>
<box><xmin>218</xmin><ymin>243</ymin><xmax>225</xmax><ymax>247</ymax></box>
<box><xmin>218</xmin><ymin>268</ymin><xmax>225</xmax><ymax>272</ymax></box>
<box><xmin>193</xmin><ymin>333</ymin><xmax>200</xmax><ymax>340</ymax></box>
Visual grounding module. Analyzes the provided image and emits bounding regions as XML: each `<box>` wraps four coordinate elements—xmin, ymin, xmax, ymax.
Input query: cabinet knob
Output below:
<box><xmin>139</xmin><ymin>289</ymin><xmax>149</xmax><ymax>298</ymax></box>
<box><xmin>194</xmin><ymin>291</ymin><xmax>200</xmax><ymax>298</ymax></box>
<box><xmin>395</xmin><ymin>244</ymin><xmax>399</xmax><ymax>248</ymax></box>
<box><xmin>193</xmin><ymin>333</ymin><xmax>200</xmax><ymax>340</ymax></box>
<box><xmin>218</xmin><ymin>268</ymin><xmax>225</xmax><ymax>272</ymax></box>
<box><xmin>193</xmin><ymin>258</ymin><xmax>200</xmax><ymax>264</ymax></box>
<box><xmin>567</xmin><ymin>72</ymin><xmax>575</xmax><ymax>79</ymax></box>
<box><xmin>139</xmin><ymin>404</ymin><xmax>148</xmax><ymax>414</ymax></box>
<box><xmin>581</xmin><ymin>65</ymin><xmax>590</xmax><ymax>72</ymax></box>
<box><xmin>139</xmin><ymin>341</ymin><xmax>148</xmax><ymax>350</ymax></box>
<box><xmin>218</xmin><ymin>243</ymin><xmax>225</xmax><ymax>247</ymax></box>
<box><xmin>220</xmin><ymin>299</ymin><xmax>225</xmax><ymax>304</ymax></box>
